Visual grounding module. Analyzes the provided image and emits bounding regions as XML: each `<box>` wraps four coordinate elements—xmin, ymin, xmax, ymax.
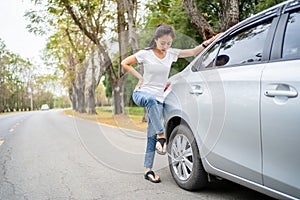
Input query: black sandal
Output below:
<box><xmin>144</xmin><ymin>171</ymin><xmax>161</xmax><ymax>183</ymax></box>
<box><xmin>156</xmin><ymin>138</ymin><xmax>167</xmax><ymax>155</ymax></box>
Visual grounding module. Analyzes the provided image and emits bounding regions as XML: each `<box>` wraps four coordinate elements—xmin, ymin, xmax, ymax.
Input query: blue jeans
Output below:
<box><xmin>132</xmin><ymin>91</ymin><xmax>164</xmax><ymax>169</ymax></box>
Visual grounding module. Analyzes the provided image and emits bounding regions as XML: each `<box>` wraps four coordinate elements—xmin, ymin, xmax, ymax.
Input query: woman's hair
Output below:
<box><xmin>145</xmin><ymin>24</ymin><xmax>176</xmax><ymax>50</ymax></box>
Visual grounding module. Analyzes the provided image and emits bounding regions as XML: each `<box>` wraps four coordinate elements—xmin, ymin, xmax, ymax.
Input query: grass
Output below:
<box><xmin>62</xmin><ymin>106</ymin><xmax>147</xmax><ymax>133</ymax></box>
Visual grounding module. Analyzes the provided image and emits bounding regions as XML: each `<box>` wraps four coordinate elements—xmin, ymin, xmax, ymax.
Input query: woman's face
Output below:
<box><xmin>155</xmin><ymin>34</ymin><xmax>173</xmax><ymax>52</ymax></box>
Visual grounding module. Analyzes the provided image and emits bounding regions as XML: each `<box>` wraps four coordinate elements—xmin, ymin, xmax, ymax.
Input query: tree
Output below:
<box><xmin>184</xmin><ymin>0</ymin><xmax>284</xmax><ymax>35</ymax></box>
<box><xmin>115</xmin><ymin>0</ymin><xmax>128</xmax><ymax>114</ymax></box>
<box><xmin>183</xmin><ymin>0</ymin><xmax>240</xmax><ymax>37</ymax></box>
<box><xmin>61</xmin><ymin>0</ymin><xmax>126</xmax><ymax>115</ymax></box>
<box><xmin>66</xmin><ymin>31</ymin><xmax>92</xmax><ymax>113</ymax></box>
<box><xmin>0</xmin><ymin>37</ymin><xmax>61</xmax><ymax>112</ymax></box>
<box><xmin>0</xmin><ymin>39</ymin><xmax>36</xmax><ymax>112</ymax></box>
<box><xmin>86</xmin><ymin>48</ymin><xmax>99</xmax><ymax>114</ymax></box>
<box><xmin>28</xmin><ymin>0</ymin><xmax>108</xmax><ymax>114</ymax></box>
<box><xmin>44</xmin><ymin>24</ymin><xmax>91</xmax><ymax>113</ymax></box>
<box><xmin>123</xmin><ymin>0</ymin><xmax>149</xmax><ymax>121</ymax></box>
<box><xmin>183</xmin><ymin>0</ymin><xmax>217</xmax><ymax>39</ymax></box>
<box><xmin>220</xmin><ymin>0</ymin><xmax>239</xmax><ymax>31</ymax></box>
<box><xmin>254</xmin><ymin>0</ymin><xmax>286</xmax><ymax>13</ymax></box>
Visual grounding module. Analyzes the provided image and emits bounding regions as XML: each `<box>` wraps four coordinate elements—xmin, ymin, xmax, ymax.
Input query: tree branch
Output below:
<box><xmin>183</xmin><ymin>0</ymin><xmax>216</xmax><ymax>39</ymax></box>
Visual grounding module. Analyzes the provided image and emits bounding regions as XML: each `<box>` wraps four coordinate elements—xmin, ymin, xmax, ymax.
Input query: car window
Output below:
<box><xmin>217</xmin><ymin>20</ymin><xmax>272</xmax><ymax>67</ymax></box>
<box><xmin>282</xmin><ymin>10</ymin><xmax>300</xmax><ymax>59</ymax></box>
<box><xmin>191</xmin><ymin>43</ymin><xmax>220</xmax><ymax>72</ymax></box>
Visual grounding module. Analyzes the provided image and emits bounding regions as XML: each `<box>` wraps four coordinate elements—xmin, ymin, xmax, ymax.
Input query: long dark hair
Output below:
<box><xmin>145</xmin><ymin>24</ymin><xmax>176</xmax><ymax>50</ymax></box>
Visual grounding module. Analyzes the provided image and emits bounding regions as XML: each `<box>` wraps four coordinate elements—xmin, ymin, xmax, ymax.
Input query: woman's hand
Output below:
<box><xmin>203</xmin><ymin>33</ymin><xmax>223</xmax><ymax>47</ymax></box>
<box><xmin>178</xmin><ymin>33</ymin><xmax>223</xmax><ymax>58</ymax></box>
<box><xmin>121</xmin><ymin>55</ymin><xmax>144</xmax><ymax>89</ymax></box>
<box><xmin>135</xmin><ymin>78</ymin><xmax>143</xmax><ymax>90</ymax></box>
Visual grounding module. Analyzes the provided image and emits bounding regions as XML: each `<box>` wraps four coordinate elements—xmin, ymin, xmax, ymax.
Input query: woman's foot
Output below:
<box><xmin>156</xmin><ymin>134</ymin><xmax>167</xmax><ymax>155</ymax></box>
<box><xmin>144</xmin><ymin>170</ymin><xmax>161</xmax><ymax>183</ymax></box>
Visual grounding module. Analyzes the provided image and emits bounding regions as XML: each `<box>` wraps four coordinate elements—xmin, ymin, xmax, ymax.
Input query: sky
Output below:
<box><xmin>0</xmin><ymin>0</ymin><xmax>46</xmax><ymax>64</ymax></box>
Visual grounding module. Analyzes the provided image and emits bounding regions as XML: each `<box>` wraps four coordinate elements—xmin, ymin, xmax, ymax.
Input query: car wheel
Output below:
<box><xmin>168</xmin><ymin>124</ymin><xmax>208</xmax><ymax>190</ymax></box>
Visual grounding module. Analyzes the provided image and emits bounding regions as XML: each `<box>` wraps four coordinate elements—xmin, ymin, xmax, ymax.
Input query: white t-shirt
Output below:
<box><xmin>135</xmin><ymin>48</ymin><xmax>180</xmax><ymax>102</ymax></box>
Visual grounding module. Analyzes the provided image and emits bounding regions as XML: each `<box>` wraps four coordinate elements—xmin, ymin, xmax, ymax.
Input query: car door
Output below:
<box><xmin>192</xmin><ymin>16</ymin><xmax>277</xmax><ymax>184</ymax></box>
<box><xmin>261</xmin><ymin>7</ymin><xmax>300</xmax><ymax>199</ymax></box>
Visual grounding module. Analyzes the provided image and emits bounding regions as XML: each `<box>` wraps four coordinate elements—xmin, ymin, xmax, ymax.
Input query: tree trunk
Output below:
<box><xmin>220</xmin><ymin>0</ymin><xmax>239</xmax><ymax>31</ymax></box>
<box><xmin>113</xmin><ymin>78</ymin><xmax>126</xmax><ymax>114</ymax></box>
<box><xmin>75</xmin><ymin>62</ymin><xmax>88</xmax><ymax>113</ymax></box>
<box><xmin>69</xmin><ymin>86</ymin><xmax>77</xmax><ymax>111</ymax></box>
<box><xmin>87</xmin><ymin>84</ymin><xmax>96</xmax><ymax>114</ymax></box>
<box><xmin>94</xmin><ymin>45</ymin><xmax>117</xmax><ymax>113</ymax></box>
<box><xmin>124</xmin><ymin>0</ymin><xmax>147</xmax><ymax>122</ymax></box>
<box><xmin>114</xmin><ymin>0</ymin><xmax>128</xmax><ymax>115</ymax></box>
<box><xmin>124</xmin><ymin>0</ymin><xmax>139</xmax><ymax>54</ymax></box>
<box><xmin>87</xmin><ymin>50</ymin><xmax>97</xmax><ymax>115</ymax></box>
<box><xmin>76</xmin><ymin>81</ymin><xmax>85</xmax><ymax>113</ymax></box>
<box><xmin>183</xmin><ymin>0</ymin><xmax>216</xmax><ymax>39</ymax></box>
<box><xmin>96</xmin><ymin>43</ymin><xmax>125</xmax><ymax>115</ymax></box>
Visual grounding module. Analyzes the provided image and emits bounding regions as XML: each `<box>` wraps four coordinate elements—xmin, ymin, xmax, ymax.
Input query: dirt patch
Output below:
<box><xmin>62</xmin><ymin>109</ymin><xmax>147</xmax><ymax>133</ymax></box>
<box><xmin>113</xmin><ymin>114</ymin><xmax>147</xmax><ymax>132</ymax></box>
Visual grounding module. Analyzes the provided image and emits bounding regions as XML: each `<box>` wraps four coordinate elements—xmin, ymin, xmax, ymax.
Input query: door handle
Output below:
<box><xmin>264</xmin><ymin>89</ymin><xmax>298</xmax><ymax>98</ymax></box>
<box><xmin>190</xmin><ymin>85</ymin><xmax>203</xmax><ymax>95</ymax></box>
<box><xmin>190</xmin><ymin>89</ymin><xmax>203</xmax><ymax>95</ymax></box>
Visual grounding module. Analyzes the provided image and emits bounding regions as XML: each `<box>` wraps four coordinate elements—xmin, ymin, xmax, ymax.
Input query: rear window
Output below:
<box><xmin>282</xmin><ymin>10</ymin><xmax>300</xmax><ymax>59</ymax></box>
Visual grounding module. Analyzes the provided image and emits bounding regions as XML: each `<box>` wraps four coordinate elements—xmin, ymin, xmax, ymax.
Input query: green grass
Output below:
<box><xmin>96</xmin><ymin>106</ymin><xmax>144</xmax><ymax>117</ymax></box>
<box><xmin>125</xmin><ymin>106</ymin><xmax>144</xmax><ymax>116</ymax></box>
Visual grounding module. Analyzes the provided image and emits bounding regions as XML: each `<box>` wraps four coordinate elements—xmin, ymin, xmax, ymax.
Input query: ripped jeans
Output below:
<box><xmin>132</xmin><ymin>90</ymin><xmax>164</xmax><ymax>169</ymax></box>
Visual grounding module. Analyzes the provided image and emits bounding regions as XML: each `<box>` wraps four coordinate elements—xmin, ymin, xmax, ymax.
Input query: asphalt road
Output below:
<box><xmin>0</xmin><ymin>110</ymin><xmax>275</xmax><ymax>200</ymax></box>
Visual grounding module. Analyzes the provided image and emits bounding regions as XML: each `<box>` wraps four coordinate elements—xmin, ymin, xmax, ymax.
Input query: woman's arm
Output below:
<box><xmin>178</xmin><ymin>34</ymin><xmax>221</xmax><ymax>58</ymax></box>
<box><xmin>121</xmin><ymin>55</ymin><xmax>144</xmax><ymax>89</ymax></box>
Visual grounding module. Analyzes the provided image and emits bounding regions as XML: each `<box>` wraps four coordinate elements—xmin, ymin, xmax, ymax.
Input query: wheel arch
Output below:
<box><xmin>165</xmin><ymin>116</ymin><xmax>202</xmax><ymax>155</ymax></box>
<box><xmin>165</xmin><ymin>116</ymin><xmax>190</xmax><ymax>142</ymax></box>
<box><xmin>165</xmin><ymin>115</ymin><xmax>210</xmax><ymax>171</ymax></box>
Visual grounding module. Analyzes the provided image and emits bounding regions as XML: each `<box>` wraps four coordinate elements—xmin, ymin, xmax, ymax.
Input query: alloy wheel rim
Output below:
<box><xmin>170</xmin><ymin>134</ymin><xmax>194</xmax><ymax>181</ymax></box>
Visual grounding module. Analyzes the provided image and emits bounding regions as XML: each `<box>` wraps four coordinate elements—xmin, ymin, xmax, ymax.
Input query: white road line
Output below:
<box><xmin>0</xmin><ymin>140</ymin><xmax>4</xmax><ymax>146</ymax></box>
<box><xmin>9</xmin><ymin>128</ymin><xmax>14</xmax><ymax>133</ymax></box>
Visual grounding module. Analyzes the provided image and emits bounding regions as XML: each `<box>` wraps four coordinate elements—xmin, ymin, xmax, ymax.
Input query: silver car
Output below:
<box><xmin>163</xmin><ymin>1</ymin><xmax>300</xmax><ymax>199</ymax></box>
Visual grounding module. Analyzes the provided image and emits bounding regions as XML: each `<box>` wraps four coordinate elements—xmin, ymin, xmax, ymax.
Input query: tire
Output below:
<box><xmin>167</xmin><ymin>124</ymin><xmax>208</xmax><ymax>190</ymax></box>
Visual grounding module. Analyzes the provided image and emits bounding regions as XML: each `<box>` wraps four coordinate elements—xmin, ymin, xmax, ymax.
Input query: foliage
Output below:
<box><xmin>254</xmin><ymin>0</ymin><xmax>286</xmax><ymax>13</ymax></box>
<box><xmin>95</xmin><ymin>83</ymin><xmax>109</xmax><ymax>106</ymax></box>
<box><xmin>0</xmin><ymin>38</ymin><xmax>63</xmax><ymax>112</ymax></box>
<box><xmin>103</xmin><ymin>73</ymin><xmax>112</xmax><ymax>98</ymax></box>
<box><xmin>141</xmin><ymin>0</ymin><xmax>285</xmax><ymax>74</ymax></box>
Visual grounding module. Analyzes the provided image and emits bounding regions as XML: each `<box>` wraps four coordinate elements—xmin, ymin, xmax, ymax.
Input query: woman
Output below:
<box><xmin>121</xmin><ymin>24</ymin><xmax>218</xmax><ymax>183</ymax></box>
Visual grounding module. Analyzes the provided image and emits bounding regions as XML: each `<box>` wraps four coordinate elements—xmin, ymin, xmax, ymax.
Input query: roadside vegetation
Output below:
<box><xmin>62</xmin><ymin>106</ymin><xmax>147</xmax><ymax>132</ymax></box>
